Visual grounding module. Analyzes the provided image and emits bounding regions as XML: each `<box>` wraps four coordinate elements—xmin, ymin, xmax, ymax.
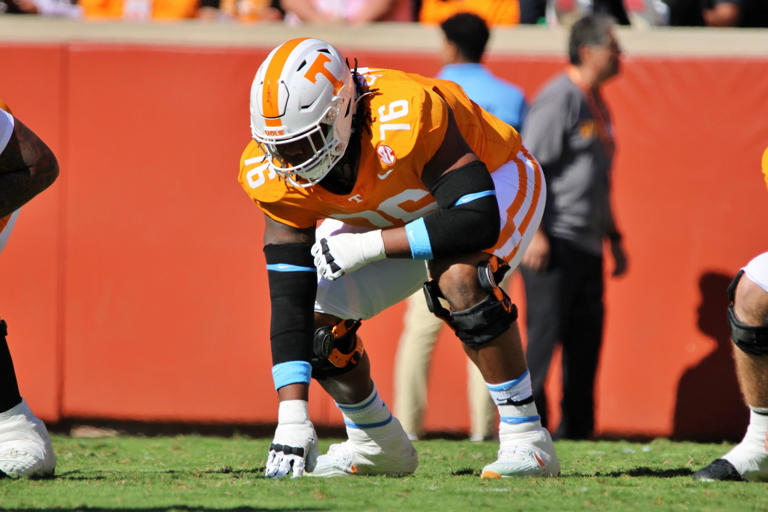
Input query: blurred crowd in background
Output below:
<box><xmin>0</xmin><ymin>0</ymin><xmax>767</xmax><ymax>29</ymax></box>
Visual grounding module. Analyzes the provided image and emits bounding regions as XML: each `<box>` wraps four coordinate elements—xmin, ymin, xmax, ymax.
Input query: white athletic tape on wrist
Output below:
<box><xmin>278</xmin><ymin>399</ymin><xmax>310</xmax><ymax>424</ymax></box>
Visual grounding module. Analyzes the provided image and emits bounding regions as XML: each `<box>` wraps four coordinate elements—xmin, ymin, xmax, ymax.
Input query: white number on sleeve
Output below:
<box><xmin>244</xmin><ymin>156</ymin><xmax>276</xmax><ymax>189</ymax></box>
<box><xmin>378</xmin><ymin>100</ymin><xmax>410</xmax><ymax>140</ymax></box>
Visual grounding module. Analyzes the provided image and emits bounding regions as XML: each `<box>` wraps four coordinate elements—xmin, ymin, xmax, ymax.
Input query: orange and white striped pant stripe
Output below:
<box><xmin>489</xmin><ymin>147</ymin><xmax>546</xmax><ymax>271</ymax></box>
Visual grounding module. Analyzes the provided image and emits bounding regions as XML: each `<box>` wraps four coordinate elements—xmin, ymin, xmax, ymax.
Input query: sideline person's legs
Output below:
<box><xmin>467</xmin><ymin>360</ymin><xmax>496</xmax><ymax>441</ymax></box>
<box><xmin>558</xmin><ymin>247</ymin><xmax>603</xmax><ymax>440</ymax></box>
<box><xmin>393</xmin><ymin>291</ymin><xmax>443</xmax><ymax>440</ymax></box>
<box><xmin>521</xmin><ymin>264</ymin><xmax>562</xmax><ymax>431</ymax></box>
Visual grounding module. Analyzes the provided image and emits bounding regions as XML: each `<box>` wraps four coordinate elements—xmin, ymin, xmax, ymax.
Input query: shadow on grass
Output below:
<box><xmin>449</xmin><ymin>467</ymin><xmax>693</xmax><ymax>478</ymax></box>
<box><xmin>451</xmin><ymin>468</ymin><xmax>477</xmax><ymax>476</ymax></box>
<box><xmin>587</xmin><ymin>467</ymin><xmax>694</xmax><ymax>478</ymax></box>
<box><xmin>51</xmin><ymin>467</ymin><xmax>266</xmax><ymax>481</ymax></box>
<box><xmin>0</xmin><ymin>508</ymin><xmax>327</xmax><ymax>512</ymax></box>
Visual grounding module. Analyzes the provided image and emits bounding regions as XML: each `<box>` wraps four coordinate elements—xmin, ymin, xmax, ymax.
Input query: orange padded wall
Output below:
<box><xmin>0</xmin><ymin>41</ymin><xmax>765</xmax><ymax>439</ymax></box>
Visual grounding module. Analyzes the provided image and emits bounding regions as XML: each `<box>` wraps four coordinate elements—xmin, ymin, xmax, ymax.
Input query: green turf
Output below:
<box><xmin>1</xmin><ymin>435</ymin><xmax>766</xmax><ymax>511</ymax></box>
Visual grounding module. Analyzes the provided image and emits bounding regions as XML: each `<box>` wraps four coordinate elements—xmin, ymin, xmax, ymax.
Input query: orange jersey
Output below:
<box><xmin>238</xmin><ymin>68</ymin><xmax>523</xmax><ymax>230</ymax></box>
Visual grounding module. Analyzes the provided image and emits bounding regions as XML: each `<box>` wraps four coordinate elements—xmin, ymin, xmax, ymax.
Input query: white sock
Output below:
<box><xmin>486</xmin><ymin>370</ymin><xmax>542</xmax><ymax>440</ymax></box>
<box><xmin>723</xmin><ymin>407</ymin><xmax>768</xmax><ymax>478</ymax></box>
<box><xmin>336</xmin><ymin>383</ymin><xmax>392</xmax><ymax>429</ymax></box>
<box><xmin>278</xmin><ymin>400</ymin><xmax>310</xmax><ymax>424</ymax></box>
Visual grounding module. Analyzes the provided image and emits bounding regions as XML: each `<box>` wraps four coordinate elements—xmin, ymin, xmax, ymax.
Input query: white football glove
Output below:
<box><xmin>311</xmin><ymin>230</ymin><xmax>386</xmax><ymax>281</ymax></box>
<box><xmin>265</xmin><ymin>420</ymin><xmax>319</xmax><ymax>478</ymax></box>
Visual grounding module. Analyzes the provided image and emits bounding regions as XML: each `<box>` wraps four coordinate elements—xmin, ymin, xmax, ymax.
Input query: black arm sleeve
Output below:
<box><xmin>264</xmin><ymin>243</ymin><xmax>317</xmax><ymax>366</ymax></box>
<box><xmin>421</xmin><ymin>160</ymin><xmax>500</xmax><ymax>258</ymax></box>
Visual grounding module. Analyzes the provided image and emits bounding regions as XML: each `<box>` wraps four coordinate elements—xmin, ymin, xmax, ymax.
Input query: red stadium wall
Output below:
<box><xmin>0</xmin><ymin>40</ymin><xmax>766</xmax><ymax>439</ymax></box>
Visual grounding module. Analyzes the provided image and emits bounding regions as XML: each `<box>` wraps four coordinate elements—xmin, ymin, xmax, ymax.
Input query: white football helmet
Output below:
<box><xmin>250</xmin><ymin>38</ymin><xmax>356</xmax><ymax>188</ymax></box>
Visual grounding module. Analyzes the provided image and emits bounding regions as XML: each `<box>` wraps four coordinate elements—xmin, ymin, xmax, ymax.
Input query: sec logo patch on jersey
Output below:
<box><xmin>376</xmin><ymin>144</ymin><xmax>396</xmax><ymax>166</ymax></box>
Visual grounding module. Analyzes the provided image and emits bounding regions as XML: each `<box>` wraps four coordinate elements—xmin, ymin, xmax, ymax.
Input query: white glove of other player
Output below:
<box><xmin>311</xmin><ymin>229</ymin><xmax>386</xmax><ymax>281</ymax></box>
<box><xmin>265</xmin><ymin>401</ymin><xmax>319</xmax><ymax>478</ymax></box>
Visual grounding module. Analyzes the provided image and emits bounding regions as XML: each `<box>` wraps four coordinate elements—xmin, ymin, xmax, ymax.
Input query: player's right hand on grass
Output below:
<box><xmin>265</xmin><ymin>421</ymin><xmax>318</xmax><ymax>478</ymax></box>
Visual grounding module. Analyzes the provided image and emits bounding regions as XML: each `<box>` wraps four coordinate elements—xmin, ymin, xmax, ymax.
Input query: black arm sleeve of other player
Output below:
<box><xmin>420</xmin><ymin>160</ymin><xmax>500</xmax><ymax>258</ymax></box>
<box><xmin>264</xmin><ymin>243</ymin><xmax>317</xmax><ymax>366</ymax></box>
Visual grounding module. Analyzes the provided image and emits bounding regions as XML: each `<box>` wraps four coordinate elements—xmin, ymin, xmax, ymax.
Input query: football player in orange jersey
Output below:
<box><xmin>239</xmin><ymin>38</ymin><xmax>560</xmax><ymax>478</ymax></box>
<box><xmin>0</xmin><ymin>103</ymin><xmax>59</xmax><ymax>478</ymax></box>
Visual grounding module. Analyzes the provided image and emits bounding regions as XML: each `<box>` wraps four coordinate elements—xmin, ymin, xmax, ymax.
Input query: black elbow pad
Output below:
<box><xmin>420</xmin><ymin>161</ymin><xmax>500</xmax><ymax>258</ymax></box>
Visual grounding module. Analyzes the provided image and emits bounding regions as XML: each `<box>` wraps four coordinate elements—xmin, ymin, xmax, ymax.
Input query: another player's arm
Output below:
<box><xmin>0</xmin><ymin>113</ymin><xmax>59</xmax><ymax>218</ymax></box>
<box><xmin>263</xmin><ymin>215</ymin><xmax>317</xmax><ymax>402</ymax></box>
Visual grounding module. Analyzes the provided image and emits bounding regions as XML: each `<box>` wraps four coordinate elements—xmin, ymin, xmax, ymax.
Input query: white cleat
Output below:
<box><xmin>309</xmin><ymin>417</ymin><xmax>418</xmax><ymax>477</ymax></box>
<box><xmin>0</xmin><ymin>399</ymin><xmax>56</xmax><ymax>478</ymax></box>
<box><xmin>740</xmin><ymin>456</ymin><xmax>768</xmax><ymax>482</ymax></box>
<box><xmin>481</xmin><ymin>427</ymin><xmax>560</xmax><ymax>478</ymax></box>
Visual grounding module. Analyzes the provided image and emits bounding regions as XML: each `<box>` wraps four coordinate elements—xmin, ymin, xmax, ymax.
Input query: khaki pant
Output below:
<box><xmin>393</xmin><ymin>291</ymin><xmax>496</xmax><ymax>439</ymax></box>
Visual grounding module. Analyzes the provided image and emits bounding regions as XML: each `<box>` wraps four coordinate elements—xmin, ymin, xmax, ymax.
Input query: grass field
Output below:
<box><xmin>1</xmin><ymin>434</ymin><xmax>766</xmax><ymax>511</ymax></box>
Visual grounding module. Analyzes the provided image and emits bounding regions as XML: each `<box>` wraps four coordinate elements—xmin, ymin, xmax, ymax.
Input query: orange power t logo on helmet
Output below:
<box><xmin>304</xmin><ymin>53</ymin><xmax>344</xmax><ymax>93</ymax></box>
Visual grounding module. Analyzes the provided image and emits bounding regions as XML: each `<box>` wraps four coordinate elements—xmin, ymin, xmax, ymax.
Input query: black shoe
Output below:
<box><xmin>692</xmin><ymin>459</ymin><xmax>744</xmax><ymax>481</ymax></box>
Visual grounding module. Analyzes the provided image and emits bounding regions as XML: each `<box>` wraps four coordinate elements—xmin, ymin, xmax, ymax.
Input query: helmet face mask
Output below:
<box><xmin>250</xmin><ymin>39</ymin><xmax>356</xmax><ymax>188</ymax></box>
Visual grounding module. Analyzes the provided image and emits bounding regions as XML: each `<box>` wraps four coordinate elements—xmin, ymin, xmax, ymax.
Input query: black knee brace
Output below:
<box><xmin>423</xmin><ymin>256</ymin><xmax>518</xmax><ymax>348</ymax></box>
<box><xmin>728</xmin><ymin>270</ymin><xmax>768</xmax><ymax>355</ymax></box>
<box><xmin>310</xmin><ymin>319</ymin><xmax>365</xmax><ymax>379</ymax></box>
